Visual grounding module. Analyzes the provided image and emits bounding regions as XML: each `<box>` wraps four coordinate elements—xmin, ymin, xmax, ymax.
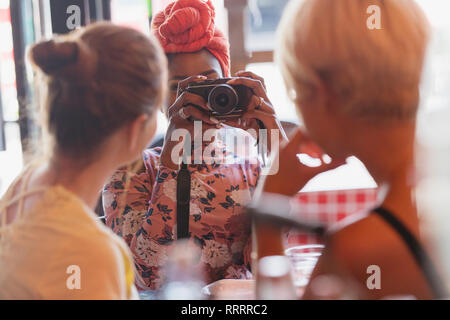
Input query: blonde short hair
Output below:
<box><xmin>276</xmin><ymin>0</ymin><xmax>430</xmax><ymax>122</ymax></box>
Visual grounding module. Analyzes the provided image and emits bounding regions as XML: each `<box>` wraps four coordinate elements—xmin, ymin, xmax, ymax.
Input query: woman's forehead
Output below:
<box><xmin>168</xmin><ymin>49</ymin><xmax>223</xmax><ymax>80</ymax></box>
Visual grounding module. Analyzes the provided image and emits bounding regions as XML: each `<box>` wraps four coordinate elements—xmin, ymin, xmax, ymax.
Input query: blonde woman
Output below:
<box><xmin>0</xmin><ymin>23</ymin><xmax>167</xmax><ymax>299</ymax></box>
<box><xmin>257</xmin><ymin>0</ymin><xmax>440</xmax><ymax>299</ymax></box>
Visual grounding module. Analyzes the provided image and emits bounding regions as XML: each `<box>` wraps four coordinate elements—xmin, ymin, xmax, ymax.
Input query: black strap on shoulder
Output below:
<box><xmin>374</xmin><ymin>207</ymin><xmax>446</xmax><ymax>299</ymax></box>
<box><xmin>176</xmin><ymin>162</ymin><xmax>191</xmax><ymax>239</ymax></box>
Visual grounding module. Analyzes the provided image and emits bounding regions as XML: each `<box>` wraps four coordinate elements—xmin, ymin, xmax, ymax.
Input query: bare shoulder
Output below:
<box><xmin>327</xmin><ymin>211</ymin><xmax>405</xmax><ymax>264</ymax></box>
<box><xmin>323</xmin><ymin>211</ymin><xmax>433</xmax><ymax>299</ymax></box>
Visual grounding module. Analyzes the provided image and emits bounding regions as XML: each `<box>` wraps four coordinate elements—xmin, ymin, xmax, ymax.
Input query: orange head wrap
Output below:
<box><xmin>151</xmin><ymin>0</ymin><xmax>230</xmax><ymax>77</ymax></box>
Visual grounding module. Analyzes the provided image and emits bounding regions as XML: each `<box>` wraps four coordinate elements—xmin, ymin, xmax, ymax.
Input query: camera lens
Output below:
<box><xmin>216</xmin><ymin>94</ymin><xmax>230</xmax><ymax>109</ymax></box>
<box><xmin>208</xmin><ymin>84</ymin><xmax>239</xmax><ymax>115</ymax></box>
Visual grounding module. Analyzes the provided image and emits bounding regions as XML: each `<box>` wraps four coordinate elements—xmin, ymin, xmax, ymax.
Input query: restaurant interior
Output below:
<box><xmin>1</xmin><ymin>0</ymin><xmax>450</xmax><ymax>301</ymax></box>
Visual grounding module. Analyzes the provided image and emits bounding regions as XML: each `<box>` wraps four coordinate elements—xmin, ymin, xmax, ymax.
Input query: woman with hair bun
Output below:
<box><xmin>103</xmin><ymin>0</ymin><xmax>286</xmax><ymax>290</ymax></box>
<box><xmin>0</xmin><ymin>22</ymin><xmax>167</xmax><ymax>299</ymax></box>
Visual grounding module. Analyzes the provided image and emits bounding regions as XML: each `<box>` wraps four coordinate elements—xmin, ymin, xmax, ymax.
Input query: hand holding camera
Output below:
<box><xmin>176</xmin><ymin>71</ymin><xmax>287</xmax><ymax>142</ymax></box>
<box><xmin>167</xmin><ymin>75</ymin><xmax>222</xmax><ymax>127</ymax></box>
<box><xmin>181</xmin><ymin>77</ymin><xmax>253</xmax><ymax>119</ymax></box>
<box><xmin>160</xmin><ymin>71</ymin><xmax>288</xmax><ymax>169</ymax></box>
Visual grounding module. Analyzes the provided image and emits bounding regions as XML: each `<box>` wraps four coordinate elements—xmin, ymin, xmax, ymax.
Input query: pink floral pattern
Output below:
<box><xmin>103</xmin><ymin>146</ymin><xmax>260</xmax><ymax>290</ymax></box>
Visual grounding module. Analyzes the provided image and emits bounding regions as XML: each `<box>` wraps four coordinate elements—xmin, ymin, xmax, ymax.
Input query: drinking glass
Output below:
<box><xmin>285</xmin><ymin>244</ymin><xmax>324</xmax><ymax>297</ymax></box>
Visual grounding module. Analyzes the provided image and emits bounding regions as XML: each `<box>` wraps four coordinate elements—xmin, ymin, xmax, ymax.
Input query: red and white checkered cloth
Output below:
<box><xmin>286</xmin><ymin>188</ymin><xmax>378</xmax><ymax>247</ymax></box>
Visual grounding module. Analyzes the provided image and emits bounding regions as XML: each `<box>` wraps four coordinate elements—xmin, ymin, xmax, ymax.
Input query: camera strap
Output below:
<box><xmin>176</xmin><ymin>161</ymin><xmax>191</xmax><ymax>240</ymax></box>
<box><xmin>255</xmin><ymin>119</ymin><xmax>267</xmax><ymax>167</ymax></box>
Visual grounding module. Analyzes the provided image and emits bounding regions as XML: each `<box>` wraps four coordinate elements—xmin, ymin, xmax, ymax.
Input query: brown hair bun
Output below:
<box><xmin>30</xmin><ymin>39</ymin><xmax>97</xmax><ymax>82</ymax></box>
<box><xmin>29</xmin><ymin>22</ymin><xmax>167</xmax><ymax>160</ymax></box>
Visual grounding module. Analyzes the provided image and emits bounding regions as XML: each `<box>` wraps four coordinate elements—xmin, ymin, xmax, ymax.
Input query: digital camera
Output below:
<box><xmin>183</xmin><ymin>78</ymin><xmax>253</xmax><ymax>119</ymax></box>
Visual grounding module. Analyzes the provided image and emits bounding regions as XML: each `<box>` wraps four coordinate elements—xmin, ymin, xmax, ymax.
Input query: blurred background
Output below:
<box><xmin>0</xmin><ymin>0</ymin><xmax>449</xmax><ymax>197</ymax></box>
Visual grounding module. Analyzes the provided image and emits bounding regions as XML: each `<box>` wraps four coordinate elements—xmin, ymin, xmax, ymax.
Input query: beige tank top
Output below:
<box><xmin>0</xmin><ymin>167</ymin><xmax>138</xmax><ymax>300</ymax></box>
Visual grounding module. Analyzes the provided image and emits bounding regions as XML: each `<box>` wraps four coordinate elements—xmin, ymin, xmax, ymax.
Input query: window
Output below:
<box><xmin>111</xmin><ymin>0</ymin><xmax>170</xmax><ymax>138</ymax></box>
<box><xmin>0</xmin><ymin>0</ymin><xmax>23</xmax><ymax>196</ymax></box>
<box><xmin>246</xmin><ymin>0</ymin><xmax>289</xmax><ymax>51</ymax></box>
<box><xmin>415</xmin><ymin>0</ymin><xmax>450</xmax><ymax>115</ymax></box>
<box><xmin>111</xmin><ymin>0</ymin><xmax>150</xmax><ymax>33</ymax></box>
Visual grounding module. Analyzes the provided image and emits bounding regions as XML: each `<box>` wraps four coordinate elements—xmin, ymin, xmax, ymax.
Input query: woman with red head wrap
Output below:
<box><xmin>152</xmin><ymin>0</ymin><xmax>231</xmax><ymax>77</ymax></box>
<box><xmin>103</xmin><ymin>0</ymin><xmax>286</xmax><ymax>291</ymax></box>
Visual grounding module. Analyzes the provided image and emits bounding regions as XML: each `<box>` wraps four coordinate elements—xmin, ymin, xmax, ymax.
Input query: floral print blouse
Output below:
<box><xmin>103</xmin><ymin>145</ymin><xmax>261</xmax><ymax>290</ymax></box>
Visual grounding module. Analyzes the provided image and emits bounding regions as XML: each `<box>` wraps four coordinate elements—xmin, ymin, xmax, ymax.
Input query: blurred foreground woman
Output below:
<box><xmin>0</xmin><ymin>23</ymin><xmax>167</xmax><ymax>299</ymax></box>
<box><xmin>258</xmin><ymin>0</ymin><xmax>440</xmax><ymax>299</ymax></box>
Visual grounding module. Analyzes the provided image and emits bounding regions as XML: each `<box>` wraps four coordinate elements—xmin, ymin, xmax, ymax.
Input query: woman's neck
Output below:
<box><xmin>40</xmin><ymin>153</ymin><xmax>119</xmax><ymax>209</ymax></box>
<box><xmin>377</xmin><ymin>165</ymin><xmax>419</xmax><ymax>233</ymax></box>
<box><xmin>352</xmin><ymin>123</ymin><xmax>419</xmax><ymax>232</ymax></box>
